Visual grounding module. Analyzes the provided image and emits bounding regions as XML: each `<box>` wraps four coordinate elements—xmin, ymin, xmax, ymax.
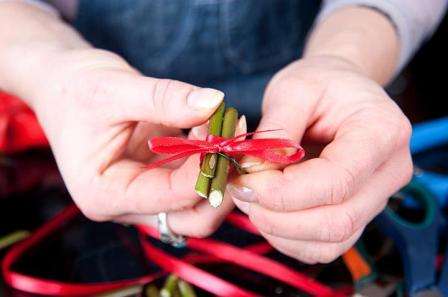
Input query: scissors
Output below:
<box><xmin>375</xmin><ymin>178</ymin><xmax>448</xmax><ymax>297</ymax></box>
<box><xmin>343</xmin><ymin>242</ymin><xmax>398</xmax><ymax>296</ymax></box>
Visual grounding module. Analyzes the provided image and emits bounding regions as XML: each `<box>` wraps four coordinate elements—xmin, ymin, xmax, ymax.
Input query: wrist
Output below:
<box><xmin>0</xmin><ymin>1</ymin><xmax>89</xmax><ymax>106</ymax></box>
<box><xmin>300</xmin><ymin>54</ymin><xmax>367</xmax><ymax>77</ymax></box>
<box><xmin>304</xmin><ymin>6</ymin><xmax>399</xmax><ymax>85</ymax></box>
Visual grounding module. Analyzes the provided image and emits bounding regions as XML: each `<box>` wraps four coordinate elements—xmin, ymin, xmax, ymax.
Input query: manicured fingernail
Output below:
<box><xmin>227</xmin><ymin>184</ymin><xmax>257</xmax><ymax>202</ymax></box>
<box><xmin>187</xmin><ymin>88</ymin><xmax>224</xmax><ymax>110</ymax></box>
<box><xmin>237</xmin><ymin>115</ymin><xmax>247</xmax><ymax>134</ymax></box>
<box><xmin>233</xmin><ymin>198</ymin><xmax>251</xmax><ymax>214</ymax></box>
<box><xmin>240</xmin><ymin>161</ymin><xmax>263</xmax><ymax>169</ymax></box>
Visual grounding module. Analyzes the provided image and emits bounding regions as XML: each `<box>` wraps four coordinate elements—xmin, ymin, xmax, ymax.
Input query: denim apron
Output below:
<box><xmin>74</xmin><ymin>0</ymin><xmax>320</xmax><ymax>124</ymax></box>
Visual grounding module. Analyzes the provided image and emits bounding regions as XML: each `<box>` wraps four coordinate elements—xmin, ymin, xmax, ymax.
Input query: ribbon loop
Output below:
<box><xmin>147</xmin><ymin>130</ymin><xmax>305</xmax><ymax>169</ymax></box>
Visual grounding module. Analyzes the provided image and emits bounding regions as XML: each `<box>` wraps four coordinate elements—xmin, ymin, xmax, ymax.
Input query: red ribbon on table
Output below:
<box><xmin>1</xmin><ymin>204</ymin><xmax>346</xmax><ymax>297</ymax></box>
<box><xmin>147</xmin><ymin>130</ymin><xmax>305</xmax><ymax>169</ymax></box>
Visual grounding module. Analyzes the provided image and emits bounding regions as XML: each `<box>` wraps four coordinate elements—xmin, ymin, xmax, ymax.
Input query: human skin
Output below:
<box><xmin>229</xmin><ymin>7</ymin><xmax>413</xmax><ymax>263</ymax></box>
<box><xmin>0</xmin><ymin>2</ymin><xmax>412</xmax><ymax>261</ymax></box>
<box><xmin>0</xmin><ymin>1</ymin><xmax>245</xmax><ymax>237</ymax></box>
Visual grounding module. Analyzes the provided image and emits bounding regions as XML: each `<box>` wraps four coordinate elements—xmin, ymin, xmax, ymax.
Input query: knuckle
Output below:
<box><xmin>335</xmin><ymin>210</ymin><xmax>357</xmax><ymax>242</ymax></box>
<box><xmin>264</xmin><ymin>176</ymin><xmax>289</xmax><ymax>211</ymax></box>
<box><xmin>151</xmin><ymin>78</ymin><xmax>174</xmax><ymax>125</ymax></box>
<box><xmin>402</xmin><ymin>159</ymin><xmax>414</xmax><ymax>185</ymax></box>
<box><xmin>370</xmin><ymin>108</ymin><xmax>412</xmax><ymax>149</ymax></box>
<box><xmin>395</xmin><ymin>116</ymin><xmax>412</xmax><ymax>146</ymax></box>
<box><xmin>322</xmin><ymin>209</ymin><xmax>356</xmax><ymax>243</ymax></box>
<box><xmin>324</xmin><ymin>160</ymin><xmax>355</xmax><ymax>205</ymax></box>
<box><xmin>336</xmin><ymin>168</ymin><xmax>355</xmax><ymax>203</ymax></box>
<box><xmin>151</xmin><ymin>79</ymin><xmax>195</xmax><ymax>127</ymax></box>
<box><xmin>318</xmin><ymin>218</ymin><xmax>334</xmax><ymax>242</ymax></box>
<box><xmin>397</xmin><ymin>154</ymin><xmax>414</xmax><ymax>188</ymax></box>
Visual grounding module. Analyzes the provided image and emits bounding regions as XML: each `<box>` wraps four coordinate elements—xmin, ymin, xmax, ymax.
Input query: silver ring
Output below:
<box><xmin>157</xmin><ymin>212</ymin><xmax>186</xmax><ymax>248</ymax></box>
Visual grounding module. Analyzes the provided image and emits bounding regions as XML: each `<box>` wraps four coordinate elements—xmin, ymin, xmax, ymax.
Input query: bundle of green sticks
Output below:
<box><xmin>146</xmin><ymin>275</ymin><xmax>196</xmax><ymax>297</ymax></box>
<box><xmin>194</xmin><ymin>102</ymin><xmax>239</xmax><ymax>208</ymax></box>
<box><xmin>96</xmin><ymin>275</ymin><xmax>196</xmax><ymax>297</ymax></box>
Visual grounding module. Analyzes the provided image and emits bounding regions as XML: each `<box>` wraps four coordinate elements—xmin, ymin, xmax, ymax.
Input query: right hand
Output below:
<box><xmin>29</xmin><ymin>48</ymin><xmax>239</xmax><ymax>237</ymax></box>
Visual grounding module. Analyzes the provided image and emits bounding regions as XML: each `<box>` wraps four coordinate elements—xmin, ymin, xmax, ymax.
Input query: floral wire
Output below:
<box><xmin>216</xmin><ymin>153</ymin><xmax>247</xmax><ymax>175</ymax></box>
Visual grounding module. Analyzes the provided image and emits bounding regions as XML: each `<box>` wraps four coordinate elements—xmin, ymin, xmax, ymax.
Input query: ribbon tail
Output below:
<box><xmin>245</xmin><ymin>147</ymin><xmax>305</xmax><ymax>164</ymax></box>
<box><xmin>221</xmin><ymin>129</ymin><xmax>283</xmax><ymax>146</ymax></box>
<box><xmin>146</xmin><ymin>150</ymin><xmax>201</xmax><ymax>170</ymax></box>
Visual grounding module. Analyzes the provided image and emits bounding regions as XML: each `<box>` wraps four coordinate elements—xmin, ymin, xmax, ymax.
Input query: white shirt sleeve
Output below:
<box><xmin>318</xmin><ymin>0</ymin><xmax>448</xmax><ymax>73</ymax></box>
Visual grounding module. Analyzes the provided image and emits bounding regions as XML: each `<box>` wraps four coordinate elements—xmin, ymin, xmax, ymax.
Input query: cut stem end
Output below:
<box><xmin>209</xmin><ymin>190</ymin><xmax>224</xmax><ymax>208</ymax></box>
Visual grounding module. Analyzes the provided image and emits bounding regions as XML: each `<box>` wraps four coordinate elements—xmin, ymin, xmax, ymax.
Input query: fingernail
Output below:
<box><xmin>237</xmin><ymin>115</ymin><xmax>247</xmax><ymax>134</ymax></box>
<box><xmin>233</xmin><ymin>199</ymin><xmax>251</xmax><ymax>214</ymax></box>
<box><xmin>227</xmin><ymin>184</ymin><xmax>257</xmax><ymax>202</ymax></box>
<box><xmin>187</xmin><ymin>88</ymin><xmax>224</xmax><ymax>110</ymax></box>
<box><xmin>240</xmin><ymin>161</ymin><xmax>263</xmax><ymax>169</ymax></box>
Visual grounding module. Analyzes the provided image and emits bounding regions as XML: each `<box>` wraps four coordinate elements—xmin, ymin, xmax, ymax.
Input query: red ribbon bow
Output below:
<box><xmin>147</xmin><ymin>130</ymin><xmax>305</xmax><ymax>169</ymax></box>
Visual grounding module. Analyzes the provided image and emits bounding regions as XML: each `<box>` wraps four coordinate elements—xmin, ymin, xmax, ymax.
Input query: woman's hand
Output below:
<box><xmin>0</xmin><ymin>2</ymin><xmax>243</xmax><ymax>237</ymax></box>
<box><xmin>30</xmin><ymin>48</ymin><xmax>242</xmax><ymax>237</ymax></box>
<box><xmin>229</xmin><ymin>55</ymin><xmax>413</xmax><ymax>263</ymax></box>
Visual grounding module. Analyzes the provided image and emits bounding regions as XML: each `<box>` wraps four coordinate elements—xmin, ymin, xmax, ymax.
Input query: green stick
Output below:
<box><xmin>178</xmin><ymin>280</ymin><xmax>197</xmax><ymax>297</ymax></box>
<box><xmin>194</xmin><ymin>102</ymin><xmax>225</xmax><ymax>198</ymax></box>
<box><xmin>0</xmin><ymin>230</ymin><xmax>30</xmax><ymax>251</ymax></box>
<box><xmin>145</xmin><ymin>285</ymin><xmax>160</xmax><ymax>297</ymax></box>
<box><xmin>160</xmin><ymin>275</ymin><xmax>181</xmax><ymax>297</ymax></box>
<box><xmin>209</xmin><ymin>107</ymin><xmax>238</xmax><ymax>208</ymax></box>
<box><xmin>194</xmin><ymin>174</ymin><xmax>211</xmax><ymax>199</ymax></box>
<box><xmin>201</xmin><ymin>101</ymin><xmax>225</xmax><ymax>177</ymax></box>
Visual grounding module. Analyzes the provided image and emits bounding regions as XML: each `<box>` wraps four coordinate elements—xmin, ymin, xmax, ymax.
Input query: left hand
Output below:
<box><xmin>228</xmin><ymin>56</ymin><xmax>413</xmax><ymax>264</ymax></box>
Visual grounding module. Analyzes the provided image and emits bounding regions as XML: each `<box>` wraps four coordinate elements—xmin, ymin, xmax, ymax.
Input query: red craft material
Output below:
<box><xmin>0</xmin><ymin>92</ymin><xmax>48</xmax><ymax>153</ymax></box>
<box><xmin>147</xmin><ymin>131</ymin><xmax>305</xmax><ymax>169</ymax></box>
<box><xmin>1</xmin><ymin>205</ymin><xmax>343</xmax><ymax>297</ymax></box>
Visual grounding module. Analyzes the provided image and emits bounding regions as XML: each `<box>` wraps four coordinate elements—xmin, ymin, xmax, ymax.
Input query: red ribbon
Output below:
<box><xmin>1</xmin><ymin>205</ymin><xmax>344</xmax><ymax>297</ymax></box>
<box><xmin>0</xmin><ymin>92</ymin><xmax>48</xmax><ymax>153</ymax></box>
<box><xmin>147</xmin><ymin>130</ymin><xmax>305</xmax><ymax>169</ymax></box>
<box><xmin>1</xmin><ymin>205</ymin><xmax>158</xmax><ymax>296</ymax></box>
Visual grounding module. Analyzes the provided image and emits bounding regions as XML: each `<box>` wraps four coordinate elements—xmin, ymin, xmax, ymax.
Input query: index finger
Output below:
<box><xmin>78</xmin><ymin>116</ymin><xmax>248</xmax><ymax>220</ymax></box>
<box><xmin>75</xmin><ymin>154</ymin><xmax>202</xmax><ymax>220</ymax></box>
<box><xmin>233</xmin><ymin>112</ymin><xmax>404</xmax><ymax>211</ymax></box>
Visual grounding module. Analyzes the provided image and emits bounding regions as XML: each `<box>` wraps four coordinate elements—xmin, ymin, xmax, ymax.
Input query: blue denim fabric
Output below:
<box><xmin>74</xmin><ymin>0</ymin><xmax>320</xmax><ymax>122</ymax></box>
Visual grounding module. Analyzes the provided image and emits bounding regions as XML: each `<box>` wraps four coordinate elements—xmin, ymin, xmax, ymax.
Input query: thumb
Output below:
<box><xmin>104</xmin><ymin>72</ymin><xmax>224</xmax><ymax>128</ymax></box>
<box><xmin>241</xmin><ymin>82</ymin><xmax>316</xmax><ymax>172</ymax></box>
